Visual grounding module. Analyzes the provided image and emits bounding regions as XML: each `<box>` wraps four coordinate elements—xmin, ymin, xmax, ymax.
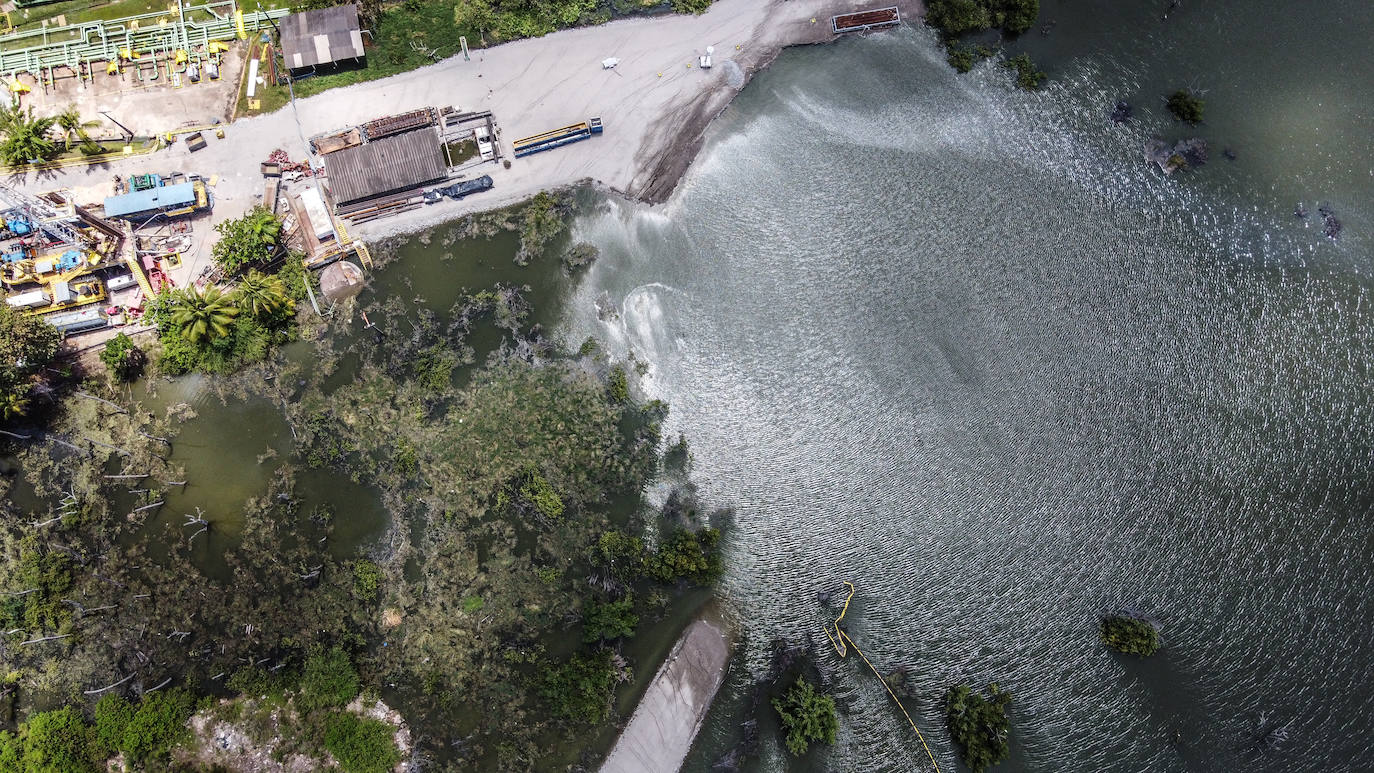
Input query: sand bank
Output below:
<box><xmin>601</xmin><ymin>613</ymin><xmax>734</xmax><ymax>773</ymax></box>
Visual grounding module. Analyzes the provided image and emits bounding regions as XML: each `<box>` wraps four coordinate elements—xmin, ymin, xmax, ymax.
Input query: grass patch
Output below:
<box><xmin>236</xmin><ymin>43</ymin><xmax>291</xmax><ymax>119</ymax></box>
<box><xmin>323</xmin><ymin>712</ymin><xmax>401</xmax><ymax>773</ymax></box>
<box><xmin>444</xmin><ymin>138</ymin><xmax>479</xmax><ymax>166</ymax></box>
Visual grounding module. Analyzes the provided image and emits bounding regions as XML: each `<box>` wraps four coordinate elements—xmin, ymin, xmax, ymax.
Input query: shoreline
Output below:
<box><xmin>14</xmin><ymin>0</ymin><xmax>924</xmax><ymax>249</ymax></box>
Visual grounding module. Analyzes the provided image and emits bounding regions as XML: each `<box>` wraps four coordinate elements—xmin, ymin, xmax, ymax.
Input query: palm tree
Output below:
<box><xmin>234</xmin><ymin>270</ymin><xmax>293</xmax><ymax>318</ymax></box>
<box><xmin>0</xmin><ymin>104</ymin><xmax>58</xmax><ymax>166</ymax></box>
<box><xmin>169</xmin><ymin>286</ymin><xmax>239</xmax><ymax>344</ymax></box>
<box><xmin>55</xmin><ymin>105</ymin><xmax>99</xmax><ymax>150</ymax></box>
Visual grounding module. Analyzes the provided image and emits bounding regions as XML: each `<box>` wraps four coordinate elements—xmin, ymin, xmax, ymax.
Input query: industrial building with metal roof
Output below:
<box><xmin>324</xmin><ymin>129</ymin><xmax>448</xmax><ymax>205</ymax></box>
<box><xmin>103</xmin><ymin>183</ymin><xmax>198</xmax><ymax>219</ymax></box>
<box><xmin>279</xmin><ymin>3</ymin><xmax>365</xmax><ymax>71</ymax></box>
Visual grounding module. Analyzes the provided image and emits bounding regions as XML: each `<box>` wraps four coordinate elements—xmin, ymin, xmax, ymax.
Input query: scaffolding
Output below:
<box><xmin>0</xmin><ymin>1</ymin><xmax>290</xmax><ymax>81</ymax></box>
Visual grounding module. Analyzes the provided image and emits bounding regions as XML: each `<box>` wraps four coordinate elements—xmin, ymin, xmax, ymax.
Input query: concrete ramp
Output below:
<box><xmin>600</xmin><ymin>618</ymin><xmax>731</xmax><ymax>773</ymax></box>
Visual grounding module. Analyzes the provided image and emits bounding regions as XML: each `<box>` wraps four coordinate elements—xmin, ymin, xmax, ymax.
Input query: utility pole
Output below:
<box><xmin>99</xmin><ymin>110</ymin><xmax>134</xmax><ymax>142</ymax></box>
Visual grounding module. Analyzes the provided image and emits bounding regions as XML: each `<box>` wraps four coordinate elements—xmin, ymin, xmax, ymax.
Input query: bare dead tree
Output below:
<box><xmin>73</xmin><ymin>390</ymin><xmax>129</xmax><ymax>414</ymax></box>
<box><xmin>145</xmin><ymin>677</ymin><xmax>173</xmax><ymax>692</ymax></box>
<box><xmin>103</xmin><ymin>473</ymin><xmax>149</xmax><ymax>480</ymax></box>
<box><xmin>83</xmin><ymin>673</ymin><xmax>136</xmax><ymax>695</ymax></box>
<box><xmin>184</xmin><ymin>509</ymin><xmax>209</xmax><ymax>543</ymax></box>
<box><xmin>83</xmin><ymin>437</ymin><xmax>132</xmax><ymax>457</ymax></box>
<box><xmin>131</xmin><ymin>500</ymin><xmax>165</xmax><ymax>514</ymax></box>
<box><xmin>19</xmin><ymin>634</ymin><xmax>72</xmax><ymax>646</ymax></box>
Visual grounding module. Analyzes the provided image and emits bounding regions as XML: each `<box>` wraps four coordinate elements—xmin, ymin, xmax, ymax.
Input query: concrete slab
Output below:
<box><xmin>601</xmin><ymin>617</ymin><xmax>732</xmax><ymax>773</ymax></box>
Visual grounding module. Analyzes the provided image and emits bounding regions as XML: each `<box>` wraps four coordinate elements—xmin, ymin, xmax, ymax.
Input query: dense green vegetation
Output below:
<box><xmin>1100</xmin><ymin>614</ymin><xmax>1160</xmax><ymax>656</ymax></box>
<box><xmin>772</xmin><ymin>677</ymin><xmax>838</xmax><ymax>756</ymax></box>
<box><xmin>97</xmin><ymin>332</ymin><xmax>144</xmax><ymax>382</ymax></box>
<box><xmin>0</xmin><ymin>305</ymin><xmax>60</xmax><ymax>422</ymax></box>
<box><xmin>582</xmin><ymin>596</ymin><xmax>638</xmax><ymax>642</ymax></box>
<box><xmin>945</xmin><ymin>682</ymin><xmax>1012</xmax><ymax>773</ymax></box>
<box><xmin>1002</xmin><ymin>53</ymin><xmax>1046</xmax><ymax>90</ymax></box>
<box><xmin>150</xmin><ymin>209</ymin><xmax>309</xmax><ymax>375</ymax></box>
<box><xmin>0</xmin><ymin>691</ymin><xmax>194</xmax><ymax>771</ymax></box>
<box><xmin>0</xmin><ymin>191</ymin><xmax>716</xmax><ymax>770</ymax></box>
<box><xmin>925</xmin><ymin>0</ymin><xmax>1039</xmax><ymax>38</ymax></box>
<box><xmin>1167</xmin><ymin>89</ymin><xmax>1206</xmax><ymax>124</ymax></box>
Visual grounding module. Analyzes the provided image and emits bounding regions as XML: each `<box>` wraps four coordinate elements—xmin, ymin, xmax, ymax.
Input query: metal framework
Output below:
<box><xmin>0</xmin><ymin>1</ymin><xmax>290</xmax><ymax>80</ymax></box>
<box><xmin>0</xmin><ymin>183</ymin><xmax>88</xmax><ymax>248</ymax></box>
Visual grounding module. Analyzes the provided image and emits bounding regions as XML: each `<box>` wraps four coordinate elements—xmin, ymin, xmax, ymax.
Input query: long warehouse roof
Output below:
<box><xmin>324</xmin><ymin>129</ymin><xmax>447</xmax><ymax>205</ymax></box>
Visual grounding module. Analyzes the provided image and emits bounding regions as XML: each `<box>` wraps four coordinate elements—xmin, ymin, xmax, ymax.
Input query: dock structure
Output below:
<box><xmin>831</xmin><ymin>6</ymin><xmax>901</xmax><ymax>33</ymax></box>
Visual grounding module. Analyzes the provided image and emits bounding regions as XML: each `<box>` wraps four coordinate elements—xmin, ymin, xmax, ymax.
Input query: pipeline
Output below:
<box><xmin>824</xmin><ymin>581</ymin><xmax>942</xmax><ymax>772</ymax></box>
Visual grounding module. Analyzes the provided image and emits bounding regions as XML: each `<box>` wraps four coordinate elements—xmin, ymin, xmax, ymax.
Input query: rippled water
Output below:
<box><xmin>560</xmin><ymin>18</ymin><xmax>1374</xmax><ymax>773</ymax></box>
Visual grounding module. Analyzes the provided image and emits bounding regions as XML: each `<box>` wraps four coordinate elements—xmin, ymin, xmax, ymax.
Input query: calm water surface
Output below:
<box><xmin>561</xmin><ymin>4</ymin><xmax>1374</xmax><ymax>771</ymax></box>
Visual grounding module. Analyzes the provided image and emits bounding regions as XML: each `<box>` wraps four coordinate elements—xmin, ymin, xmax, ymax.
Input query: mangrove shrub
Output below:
<box><xmin>1099</xmin><ymin>614</ymin><xmax>1160</xmax><ymax>656</ymax></box>
<box><xmin>98</xmin><ymin>332</ymin><xmax>144</xmax><ymax>382</ymax></box>
<box><xmin>772</xmin><ymin>677</ymin><xmax>838</xmax><ymax>756</ymax></box>
<box><xmin>926</xmin><ymin>0</ymin><xmax>1039</xmax><ymax>38</ymax></box>
<box><xmin>539</xmin><ymin>650</ymin><xmax>621</xmax><ymax>725</ymax></box>
<box><xmin>582</xmin><ymin>596</ymin><xmax>639</xmax><ymax>642</ymax></box>
<box><xmin>945</xmin><ymin>683</ymin><xmax>1011</xmax><ymax>773</ymax></box>
<box><xmin>1166</xmin><ymin>90</ymin><xmax>1205</xmax><ymax>124</ymax></box>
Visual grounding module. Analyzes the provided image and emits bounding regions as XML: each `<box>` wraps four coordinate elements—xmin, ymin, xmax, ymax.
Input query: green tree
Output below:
<box><xmin>1166</xmin><ymin>89</ymin><xmax>1205</xmax><ymax>124</ymax></box>
<box><xmin>772</xmin><ymin>678</ymin><xmax>838</xmax><ymax>756</ymax></box>
<box><xmin>234</xmin><ymin>269</ymin><xmax>293</xmax><ymax>318</ymax></box>
<box><xmin>0</xmin><ymin>104</ymin><xmax>58</xmax><ymax>166</ymax></box>
<box><xmin>211</xmin><ymin>207</ymin><xmax>283</xmax><ymax>275</ymax></box>
<box><xmin>582</xmin><ymin>596</ymin><xmax>638</xmax><ymax>642</ymax></box>
<box><xmin>20</xmin><ymin>707</ymin><xmax>96</xmax><ymax>773</ymax></box>
<box><xmin>945</xmin><ymin>683</ymin><xmax>1012</xmax><ymax>773</ymax></box>
<box><xmin>98</xmin><ymin>332</ymin><xmax>144</xmax><ymax>382</ymax></box>
<box><xmin>671</xmin><ymin>0</ymin><xmax>713</xmax><ymax>13</ymax></box>
<box><xmin>167</xmin><ymin>286</ymin><xmax>240</xmax><ymax>344</ymax></box>
<box><xmin>1099</xmin><ymin>614</ymin><xmax>1160</xmax><ymax>656</ymax></box>
<box><xmin>454</xmin><ymin>0</ymin><xmax>496</xmax><ymax>40</ymax></box>
<box><xmin>0</xmin><ymin>305</ymin><xmax>60</xmax><ymax>420</ymax></box>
